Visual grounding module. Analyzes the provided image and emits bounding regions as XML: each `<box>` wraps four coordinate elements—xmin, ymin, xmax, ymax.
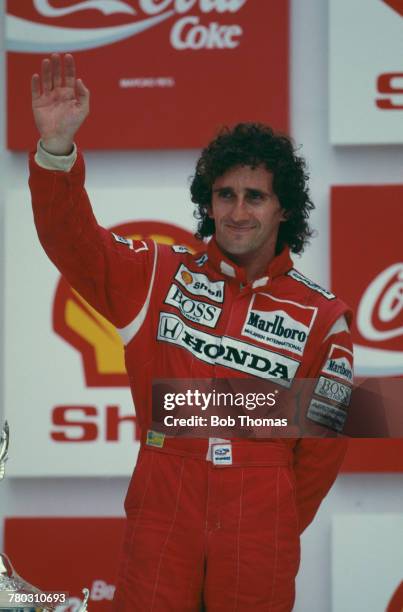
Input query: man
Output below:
<box><xmin>29</xmin><ymin>54</ymin><xmax>353</xmax><ymax>611</ymax></box>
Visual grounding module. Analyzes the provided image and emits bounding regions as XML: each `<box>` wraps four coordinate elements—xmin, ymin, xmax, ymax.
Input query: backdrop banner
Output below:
<box><xmin>6</xmin><ymin>0</ymin><xmax>289</xmax><ymax>150</ymax></box>
<box><xmin>4</xmin><ymin>517</ymin><xmax>125</xmax><ymax>611</ymax></box>
<box><xmin>331</xmin><ymin>184</ymin><xmax>403</xmax><ymax>471</ymax></box>
<box><xmin>330</xmin><ymin>0</ymin><xmax>403</xmax><ymax>144</ymax></box>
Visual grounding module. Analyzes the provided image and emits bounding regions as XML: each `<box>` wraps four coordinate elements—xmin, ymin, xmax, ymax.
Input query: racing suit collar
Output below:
<box><xmin>206</xmin><ymin>237</ymin><xmax>294</xmax><ymax>289</ymax></box>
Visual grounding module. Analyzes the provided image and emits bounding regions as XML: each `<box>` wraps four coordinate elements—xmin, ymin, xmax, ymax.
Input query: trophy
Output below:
<box><xmin>0</xmin><ymin>422</ymin><xmax>89</xmax><ymax>611</ymax></box>
<box><xmin>0</xmin><ymin>421</ymin><xmax>9</xmax><ymax>481</ymax></box>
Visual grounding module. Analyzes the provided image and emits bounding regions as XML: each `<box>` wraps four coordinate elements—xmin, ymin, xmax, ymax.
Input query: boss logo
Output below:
<box><xmin>314</xmin><ymin>376</ymin><xmax>352</xmax><ymax>407</ymax></box>
<box><xmin>164</xmin><ymin>284</ymin><xmax>221</xmax><ymax>328</ymax></box>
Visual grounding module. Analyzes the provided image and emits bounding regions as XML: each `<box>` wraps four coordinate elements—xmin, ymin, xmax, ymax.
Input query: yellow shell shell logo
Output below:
<box><xmin>53</xmin><ymin>221</ymin><xmax>200</xmax><ymax>387</ymax></box>
<box><xmin>181</xmin><ymin>271</ymin><xmax>193</xmax><ymax>285</ymax></box>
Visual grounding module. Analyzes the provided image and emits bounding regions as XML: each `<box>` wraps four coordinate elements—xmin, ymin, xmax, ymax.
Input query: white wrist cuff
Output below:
<box><xmin>35</xmin><ymin>140</ymin><xmax>77</xmax><ymax>172</ymax></box>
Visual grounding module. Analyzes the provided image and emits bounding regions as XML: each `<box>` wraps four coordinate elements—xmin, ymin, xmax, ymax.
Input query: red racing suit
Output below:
<box><xmin>29</xmin><ymin>151</ymin><xmax>353</xmax><ymax>611</ymax></box>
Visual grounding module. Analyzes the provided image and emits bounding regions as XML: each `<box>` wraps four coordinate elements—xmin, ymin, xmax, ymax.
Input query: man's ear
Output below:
<box><xmin>280</xmin><ymin>208</ymin><xmax>289</xmax><ymax>222</ymax></box>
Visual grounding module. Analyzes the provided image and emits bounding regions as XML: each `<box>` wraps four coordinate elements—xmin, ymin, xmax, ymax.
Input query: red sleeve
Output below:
<box><xmin>293</xmin><ymin>318</ymin><xmax>353</xmax><ymax>533</ymax></box>
<box><xmin>28</xmin><ymin>152</ymin><xmax>156</xmax><ymax>331</ymax></box>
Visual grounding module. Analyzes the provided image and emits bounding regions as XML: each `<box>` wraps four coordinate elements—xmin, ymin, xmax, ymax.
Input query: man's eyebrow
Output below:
<box><xmin>212</xmin><ymin>186</ymin><xmax>270</xmax><ymax>193</ymax></box>
<box><xmin>212</xmin><ymin>186</ymin><xmax>273</xmax><ymax>197</ymax></box>
<box><xmin>245</xmin><ymin>187</ymin><xmax>269</xmax><ymax>195</ymax></box>
<box><xmin>212</xmin><ymin>186</ymin><xmax>235</xmax><ymax>193</ymax></box>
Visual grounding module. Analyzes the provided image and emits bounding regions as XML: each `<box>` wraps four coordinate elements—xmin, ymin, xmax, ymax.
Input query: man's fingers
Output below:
<box><xmin>31</xmin><ymin>74</ymin><xmax>41</xmax><ymax>101</ymax></box>
<box><xmin>51</xmin><ymin>53</ymin><xmax>62</xmax><ymax>87</ymax></box>
<box><xmin>41</xmin><ymin>58</ymin><xmax>52</xmax><ymax>92</ymax></box>
<box><xmin>64</xmin><ymin>53</ymin><xmax>76</xmax><ymax>88</ymax></box>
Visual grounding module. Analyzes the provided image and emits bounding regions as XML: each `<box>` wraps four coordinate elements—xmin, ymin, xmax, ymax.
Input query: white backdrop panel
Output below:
<box><xmin>330</xmin><ymin>0</ymin><xmax>403</xmax><ymax>144</ymax></box>
<box><xmin>332</xmin><ymin>514</ymin><xmax>403</xmax><ymax>611</ymax></box>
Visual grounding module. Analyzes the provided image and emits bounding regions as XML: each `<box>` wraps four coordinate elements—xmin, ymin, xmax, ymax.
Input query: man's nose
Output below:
<box><xmin>230</xmin><ymin>197</ymin><xmax>249</xmax><ymax>222</ymax></box>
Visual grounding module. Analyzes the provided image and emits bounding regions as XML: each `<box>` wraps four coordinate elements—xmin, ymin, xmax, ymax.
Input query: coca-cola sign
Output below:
<box><xmin>8</xmin><ymin>0</ymin><xmax>249</xmax><ymax>53</ymax></box>
<box><xmin>6</xmin><ymin>0</ymin><xmax>289</xmax><ymax>149</ymax></box>
<box><xmin>357</xmin><ymin>263</ymin><xmax>403</xmax><ymax>343</ymax></box>
<box><xmin>331</xmin><ymin>185</ymin><xmax>403</xmax><ymax>377</ymax></box>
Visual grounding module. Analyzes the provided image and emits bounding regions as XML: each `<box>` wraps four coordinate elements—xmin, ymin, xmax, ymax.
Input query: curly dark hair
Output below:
<box><xmin>190</xmin><ymin>123</ymin><xmax>315</xmax><ymax>254</ymax></box>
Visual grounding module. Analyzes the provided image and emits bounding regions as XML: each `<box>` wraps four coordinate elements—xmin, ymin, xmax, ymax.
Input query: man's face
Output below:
<box><xmin>209</xmin><ymin>164</ymin><xmax>286</xmax><ymax>267</ymax></box>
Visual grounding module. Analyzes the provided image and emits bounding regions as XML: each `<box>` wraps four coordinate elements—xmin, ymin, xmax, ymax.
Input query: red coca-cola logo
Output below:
<box><xmin>354</xmin><ymin>263</ymin><xmax>403</xmax><ymax>377</ymax></box>
<box><xmin>7</xmin><ymin>0</ymin><xmax>249</xmax><ymax>52</ymax></box>
<box><xmin>331</xmin><ymin>185</ymin><xmax>403</xmax><ymax>378</ymax></box>
<box><xmin>357</xmin><ymin>263</ymin><xmax>403</xmax><ymax>348</ymax></box>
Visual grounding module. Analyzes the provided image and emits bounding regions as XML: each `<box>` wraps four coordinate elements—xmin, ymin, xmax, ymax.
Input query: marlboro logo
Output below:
<box><xmin>321</xmin><ymin>344</ymin><xmax>353</xmax><ymax>383</ymax></box>
<box><xmin>242</xmin><ymin>294</ymin><xmax>317</xmax><ymax>356</ymax></box>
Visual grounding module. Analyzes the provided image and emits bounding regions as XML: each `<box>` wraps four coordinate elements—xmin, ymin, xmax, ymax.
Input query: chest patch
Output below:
<box><xmin>174</xmin><ymin>264</ymin><xmax>224</xmax><ymax>303</ymax></box>
<box><xmin>164</xmin><ymin>284</ymin><xmax>221</xmax><ymax>328</ymax></box>
<box><xmin>157</xmin><ymin>312</ymin><xmax>299</xmax><ymax>387</ymax></box>
<box><xmin>242</xmin><ymin>294</ymin><xmax>317</xmax><ymax>356</ymax></box>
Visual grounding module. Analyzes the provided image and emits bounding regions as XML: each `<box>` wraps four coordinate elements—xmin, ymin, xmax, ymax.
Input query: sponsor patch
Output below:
<box><xmin>164</xmin><ymin>284</ymin><xmax>221</xmax><ymax>328</ymax></box>
<box><xmin>146</xmin><ymin>430</ymin><xmax>165</xmax><ymax>448</ymax></box>
<box><xmin>314</xmin><ymin>376</ymin><xmax>352</xmax><ymax>407</ymax></box>
<box><xmin>195</xmin><ymin>253</ymin><xmax>208</xmax><ymax>267</ymax></box>
<box><xmin>288</xmin><ymin>269</ymin><xmax>335</xmax><ymax>300</ymax></box>
<box><xmin>111</xmin><ymin>232</ymin><xmax>133</xmax><ymax>249</ymax></box>
<box><xmin>242</xmin><ymin>294</ymin><xmax>317</xmax><ymax>356</ymax></box>
<box><xmin>212</xmin><ymin>443</ymin><xmax>232</xmax><ymax>466</ymax></box>
<box><xmin>307</xmin><ymin>399</ymin><xmax>347</xmax><ymax>433</ymax></box>
<box><xmin>157</xmin><ymin>313</ymin><xmax>299</xmax><ymax>387</ymax></box>
<box><xmin>322</xmin><ymin>344</ymin><xmax>354</xmax><ymax>383</ymax></box>
<box><xmin>175</xmin><ymin>264</ymin><xmax>224</xmax><ymax>303</ymax></box>
<box><xmin>171</xmin><ymin>245</ymin><xmax>191</xmax><ymax>254</ymax></box>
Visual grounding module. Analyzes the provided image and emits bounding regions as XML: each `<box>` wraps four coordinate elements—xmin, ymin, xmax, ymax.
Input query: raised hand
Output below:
<box><xmin>31</xmin><ymin>53</ymin><xmax>89</xmax><ymax>155</ymax></box>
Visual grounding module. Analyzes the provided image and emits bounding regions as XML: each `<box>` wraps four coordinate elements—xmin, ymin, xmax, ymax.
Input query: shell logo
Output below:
<box><xmin>181</xmin><ymin>270</ymin><xmax>193</xmax><ymax>285</ymax></box>
<box><xmin>53</xmin><ymin>220</ymin><xmax>200</xmax><ymax>387</ymax></box>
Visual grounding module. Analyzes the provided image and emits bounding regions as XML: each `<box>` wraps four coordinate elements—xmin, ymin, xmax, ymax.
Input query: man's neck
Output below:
<box><xmin>220</xmin><ymin>246</ymin><xmax>276</xmax><ymax>282</ymax></box>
